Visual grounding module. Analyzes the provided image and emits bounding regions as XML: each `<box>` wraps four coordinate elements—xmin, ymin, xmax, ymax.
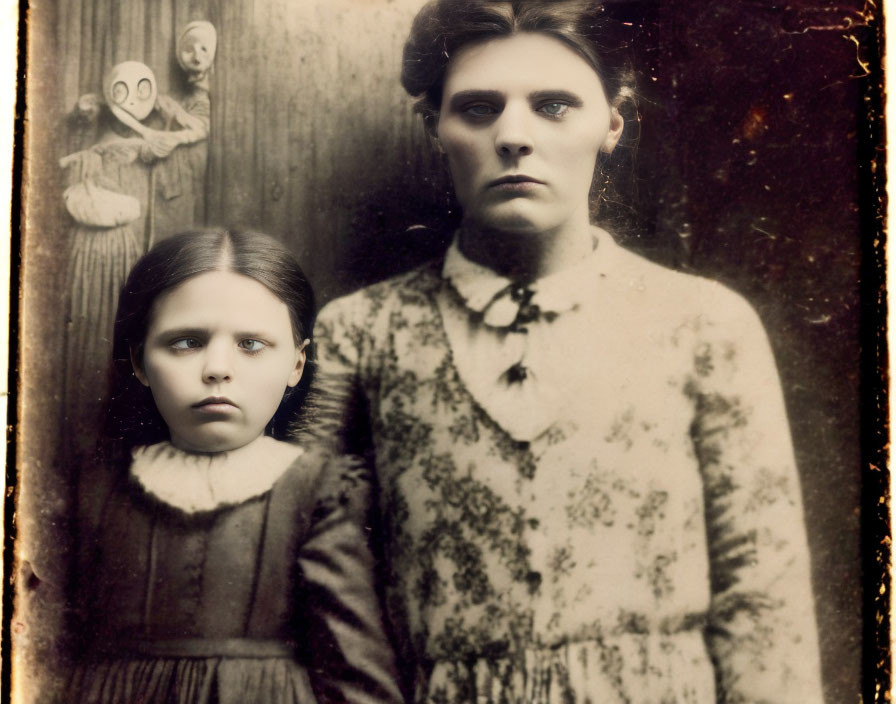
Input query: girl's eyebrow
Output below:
<box><xmin>233</xmin><ymin>331</ymin><xmax>274</xmax><ymax>342</ymax></box>
<box><xmin>151</xmin><ymin>327</ymin><xmax>208</xmax><ymax>341</ymax></box>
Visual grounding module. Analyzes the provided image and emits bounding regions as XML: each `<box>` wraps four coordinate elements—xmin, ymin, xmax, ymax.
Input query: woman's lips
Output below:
<box><xmin>487</xmin><ymin>175</ymin><xmax>544</xmax><ymax>194</ymax></box>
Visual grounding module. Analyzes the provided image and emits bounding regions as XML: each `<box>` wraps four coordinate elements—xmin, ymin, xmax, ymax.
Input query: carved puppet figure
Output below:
<box><xmin>60</xmin><ymin>47</ymin><xmax>214</xmax><ymax>466</ymax></box>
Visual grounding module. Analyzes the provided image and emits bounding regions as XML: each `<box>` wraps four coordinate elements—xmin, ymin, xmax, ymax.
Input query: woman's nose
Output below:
<box><xmin>202</xmin><ymin>344</ymin><xmax>233</xmax><ymax>383</ymax></box>
<box><xmin>494</xmin><ymin>106</ymin><xmax>534</xmax><ymax>157</ymax></box>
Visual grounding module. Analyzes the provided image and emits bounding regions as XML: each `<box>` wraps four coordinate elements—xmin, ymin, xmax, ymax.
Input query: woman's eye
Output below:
<box><xmin>170</xmin><ymin>338</ymin><xmax>201</xmax><ymax>351</ymax></box>
<box><xmin>464</xmin><ymin>104</ymin><xmax>497</xmax><ymax>118</ymax></box>
<box><xmin>238</xmin><ymin>339</ymin><xmax>266</xmax><ymax>353</ymax></box>
<box><xmin>539</xmin><ymin>102</ymin><xmax>570</xmax><ymax>117</ymax></box>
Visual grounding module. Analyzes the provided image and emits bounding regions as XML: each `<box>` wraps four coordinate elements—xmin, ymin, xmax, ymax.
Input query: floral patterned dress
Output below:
<box><xmin>309</xmin><ymin>228</ymin><xmax>823</xmax><ymax>704</ymax></box>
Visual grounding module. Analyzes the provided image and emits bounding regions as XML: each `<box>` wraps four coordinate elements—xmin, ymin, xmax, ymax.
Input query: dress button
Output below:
<box><xmin>525</xmin><ymin>571</ymin><xmax>542</xmax><ymax>593</ymax></box>
<box><xmin>511</xmin><ymin>285</ymin><xmax>529</xmax><ymax>302</ymax></box>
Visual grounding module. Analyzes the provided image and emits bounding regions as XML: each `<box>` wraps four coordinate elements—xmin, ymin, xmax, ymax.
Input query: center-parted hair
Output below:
<box><xmin>402</xmin><ymin>0</ymin><xmax>636</xmax><ymax>125</ymax></box>
<box><xmin>106</xmin><ymin>229</ymin><xmax>316</xmax><ymax>452</ymax></box>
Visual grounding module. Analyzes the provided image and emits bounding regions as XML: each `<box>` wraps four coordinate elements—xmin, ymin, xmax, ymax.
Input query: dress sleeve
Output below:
<box><xmin>298</xmin><ymin>455</ymin><xmax>404</xmax><ymax>704</ymax></box>
<box><xmin>299</xmin><ymin>295</ymin><xmax>375</xmax><ymax>455</ymax></box>
<box><xmin>690</xmin><ymin>291</ymin><xmax>824</xmax><ymax>703</ymax></box>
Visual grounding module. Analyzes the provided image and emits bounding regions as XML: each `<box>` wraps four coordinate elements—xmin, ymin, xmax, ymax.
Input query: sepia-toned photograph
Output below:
<box><xmin>11</xmin><ymin>1</ymin><xmax>885</xmax><ymax>702</ymax></box>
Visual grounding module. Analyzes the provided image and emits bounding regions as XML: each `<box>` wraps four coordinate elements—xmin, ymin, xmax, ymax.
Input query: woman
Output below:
<box><xmin>309</xmin><ymin>1</ymin><xmax>824</xmax><ymax>701</ymax></box>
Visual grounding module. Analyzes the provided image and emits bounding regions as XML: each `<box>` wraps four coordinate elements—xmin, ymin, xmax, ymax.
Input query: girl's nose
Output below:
<box><xmin>202</xmin><ymin>344</ymin><xmax>233</xmax><ymax>383</ymax></box>
<box><xmin>495</xmin><ymin>105</ymin><xmax>534</xmax><ymax>157</ymax></box>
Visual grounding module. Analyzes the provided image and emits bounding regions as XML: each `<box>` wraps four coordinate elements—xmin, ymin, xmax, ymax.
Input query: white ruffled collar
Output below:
<box><xmin>442</xmin><ymin>226</ymin><xmax>616</xmax><ymax>328</ymax></box>
<box><xmin>129</xmin><ymin>436</ymin><xmax>304</xmax><ymax>514</ymax></box>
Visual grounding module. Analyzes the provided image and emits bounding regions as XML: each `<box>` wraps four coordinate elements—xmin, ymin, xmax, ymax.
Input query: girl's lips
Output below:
<box><xmin>193</xmin><ymin>397</ymin><xmax>237</xmax><ymax>414</ymax></box>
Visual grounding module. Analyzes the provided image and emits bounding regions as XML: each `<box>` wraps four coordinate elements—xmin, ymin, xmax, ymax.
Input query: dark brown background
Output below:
<box><xmin>16</xmin><ymin>0</ymin><xmax>879</xmax><ymax>701</ymax></box>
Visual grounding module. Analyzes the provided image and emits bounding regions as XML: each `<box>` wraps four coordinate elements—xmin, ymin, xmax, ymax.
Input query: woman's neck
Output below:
<box><xmin>457</xmin><ymin>218</ymin><xmax>595</xmax><ymax>281</ymax></box>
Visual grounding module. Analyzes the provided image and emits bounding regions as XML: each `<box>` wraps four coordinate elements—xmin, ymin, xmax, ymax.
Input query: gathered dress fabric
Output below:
<box><xmin>68</xmin><ymin>438</ymin><xmax>403</xmax><ymax>704</ymax></box>
<box><xmin>308</xmin><ymin>228</ymin><xmax>824</xmax><ymax>704</ymax></box>
<box><xmin>60</xmin><ymin>140</ymin><xmax>146</xmax><ymax>462</ymax></box>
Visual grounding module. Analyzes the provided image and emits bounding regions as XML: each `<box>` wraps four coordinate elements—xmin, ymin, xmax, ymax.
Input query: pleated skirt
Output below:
<box><xmin>63</xmin><ymin>225</ymin><xmax>142</xmax><ymax>457</ymax></box>
<box><xmin>69</xmin><ymin>657</ymin><xmax>318</xmax><ymax>704</ymax></box>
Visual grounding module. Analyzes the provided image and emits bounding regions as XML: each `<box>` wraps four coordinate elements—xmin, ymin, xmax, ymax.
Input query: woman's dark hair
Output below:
<box><xmin>401</xmin><ymin>0</ymin><xmax>640</xmax><ymax>225</ymax></box>
<box><xmin>105</xmin><ymin>229</ymin><xmax>316</xmax><ymax>454</ymax></box>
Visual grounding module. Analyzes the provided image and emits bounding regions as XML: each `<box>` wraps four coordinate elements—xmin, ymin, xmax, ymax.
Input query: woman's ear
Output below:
<box><xmin>130</xmin><ymin>346</ymin><xmax>149</xmax><ymax>386</ymax></box>
<box><xmin>287</xmin><ymin>339</ymin><xmax>310</xmax><ymax>388</ymax></box>
<box><xmin>601</xmin><ymin>104</ymin><xmax>625</xmax><ymax>154</ymax></box>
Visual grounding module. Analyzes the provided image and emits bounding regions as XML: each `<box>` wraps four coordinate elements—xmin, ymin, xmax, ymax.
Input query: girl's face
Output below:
<box><xmin>133</xmin><ymin>270</ymin><xmax>306</xmax><ymax>453</ymax></box>
<box><xmin>436</xmin><ymin>32</ymin><xmax>623</xmax><ymax>238</ymax></box>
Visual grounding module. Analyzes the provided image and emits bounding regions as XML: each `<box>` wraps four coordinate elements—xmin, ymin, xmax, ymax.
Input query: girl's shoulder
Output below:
<box><xmin>284</xmin><ymin>447</ymin><xmax>372</xmax><ymax>518</ymax></box>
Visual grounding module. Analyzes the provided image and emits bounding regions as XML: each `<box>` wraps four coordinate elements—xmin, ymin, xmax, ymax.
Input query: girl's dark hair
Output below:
<box><xmin>106</xmin><ymin>229</ymin><xmax>316</xmax><ymax>453</ymax></box>
<box><xmin>401</xmin><ymin>0</ymin><xmax>639</xmax><ymax>225</ymax></box>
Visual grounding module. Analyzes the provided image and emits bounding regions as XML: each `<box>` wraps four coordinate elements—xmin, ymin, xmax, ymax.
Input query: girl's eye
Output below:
<box><xmin>539</xmin><ymin>102</ymin><xmax>570</xmax><ymax>117</ymax></box>
<box><xmin>238</xmin><ymin>339</ymin><xmax>266</xmax><ymax>353</ymax></box>
<box><xmin>170</xmin><ymin>338</ymin><xmax>201</xmax><ymax>351</ymax></box>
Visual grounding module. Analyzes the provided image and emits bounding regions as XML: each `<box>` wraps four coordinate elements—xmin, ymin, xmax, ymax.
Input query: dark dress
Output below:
<box><xmin>68</xmin><ymin>442</ymin><xmax>403</xmax><ymax>704</ymax></box>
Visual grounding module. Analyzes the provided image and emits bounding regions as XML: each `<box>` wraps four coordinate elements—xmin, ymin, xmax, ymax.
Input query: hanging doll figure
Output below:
<box><xmin>60</xmin><ymin>60</ymin><xmax>208</xmax><ymax>468</ymax></box>
<box><xmin>178</xmin><ymin>20</ymin><xmax>217</xmax><ymax>92</ymax></box>
<box><xmin>152</xmin><ymin>20</ymin><xmax>217</xmax><ymax>234</ymax></box>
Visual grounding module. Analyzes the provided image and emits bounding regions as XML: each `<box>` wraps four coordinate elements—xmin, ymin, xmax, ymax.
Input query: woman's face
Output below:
<box><xmin>436</xmin><ymin>32</ymin><xmax>623</xmax><ymax>237</ymax></box>
<box><xmin>133</xmin><ymin>270</ymin><xmax>306</xmax><ymax>453</ymax></box>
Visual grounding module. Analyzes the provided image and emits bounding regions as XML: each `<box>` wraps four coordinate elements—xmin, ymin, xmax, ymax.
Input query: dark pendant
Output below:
<box><xmin>505</xmin><ymin>362</ymin><xmax>528</xmax><ymax>383</ymax></box>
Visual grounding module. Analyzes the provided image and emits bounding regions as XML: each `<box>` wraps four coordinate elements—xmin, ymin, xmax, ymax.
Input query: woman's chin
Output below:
<box><xmin>468</xmin><ymin>209</ymin><xmax>556</xmax><ymax>237</ymax></box>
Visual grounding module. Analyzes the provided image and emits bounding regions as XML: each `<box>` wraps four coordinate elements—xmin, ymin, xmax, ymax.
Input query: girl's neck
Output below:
<box><xmin>168</xmin><ymin>431</ymin><xmax>268</xmax><ymax>457</ymax></box>
<box><xmin>457</xmin><ymin>217</ymin><xmax>595</xmax><ymax>281</ymax></box>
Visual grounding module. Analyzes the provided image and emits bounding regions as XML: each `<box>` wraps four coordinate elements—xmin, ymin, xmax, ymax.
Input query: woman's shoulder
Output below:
<box><xmin>317</xmin><ymin>258</ymin><xmax>443</xmax><ymax>324</ymax></box>
<box><xmin>608</xmin><ymin>240</ymin><xmax>764</xmax><ymax>332</ymax></box>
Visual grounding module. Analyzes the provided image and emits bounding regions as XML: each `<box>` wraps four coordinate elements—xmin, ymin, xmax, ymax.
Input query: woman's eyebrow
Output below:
<box><xmin>447</xmin><ymin>89</ymin><xmax>504</xmax><ymax>110</ymax></box>
<box><xmin>529</xmin><ymin>90</ymin><xmax>584</xmax><ymax>107</ymax></box>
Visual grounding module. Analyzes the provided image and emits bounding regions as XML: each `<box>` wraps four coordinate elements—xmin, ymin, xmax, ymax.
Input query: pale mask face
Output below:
<box><xmin>105</xmin><ymin>61</ymin><xmax>158</xmax><ymax>122</ymax></box>
<box><xmin>177</xmin><ymin>22</ymin><xmax>217</xmax><ymax>74</ymax></box>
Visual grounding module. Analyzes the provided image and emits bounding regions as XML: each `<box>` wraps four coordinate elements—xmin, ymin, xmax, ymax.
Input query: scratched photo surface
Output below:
<box><xmin>15</xmin><ymin>1</ymin><xmax>878</xmax><ymax>702</ymax></box>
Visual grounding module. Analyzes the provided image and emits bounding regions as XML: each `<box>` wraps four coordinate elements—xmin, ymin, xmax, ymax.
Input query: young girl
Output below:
<box><xmin>67</xmin><ymin>229</ymin><xmax>403</xmax><ymax>704</ymax></box>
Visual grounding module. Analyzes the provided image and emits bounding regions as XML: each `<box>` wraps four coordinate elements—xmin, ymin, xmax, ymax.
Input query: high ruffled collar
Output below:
<box><xmin>130</xmin><ymin>436</ymin><xmax>304</xmax><ymax>514</ymax></box>
<box><xmin>442</xmin><ymin>227</ymin><xmax>615</xmax><ymax>328</ymax></box>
